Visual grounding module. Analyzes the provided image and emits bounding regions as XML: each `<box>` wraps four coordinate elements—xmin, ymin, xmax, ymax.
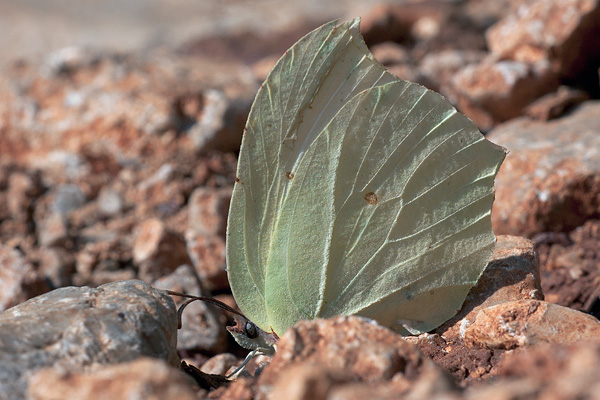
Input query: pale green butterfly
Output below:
<box><xmin>172</xmin><ymin>18</ymin><xmax>505</xmax><ymax>376</ymax></box>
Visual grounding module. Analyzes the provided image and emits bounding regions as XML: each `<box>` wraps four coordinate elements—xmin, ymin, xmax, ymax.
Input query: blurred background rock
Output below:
<box><xmin>0</xmin><ymin>0</ymin><xmax>384</xmax><ymax>67</ymax></box>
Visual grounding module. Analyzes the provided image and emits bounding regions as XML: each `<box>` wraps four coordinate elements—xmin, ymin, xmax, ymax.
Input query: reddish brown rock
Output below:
<box><xmin>69</xmin><ymin>217</ymin><xmax>137</xmax><ymax>286</ymax></box>
<box><xmin>451</xmin><ymin>58</ymin><xmax>559</xmax><ymax>130</ymax></box>
<box><xmin>489</xmin><ymin>341</ymin><xmax>600</xmax><ymax>400</ymax></box>
<box><xmin>360</xmin><ymin>1</ymin><xmax>487</xmax><ymax>54</ymax></box>
<box><xmin>200</xmin><ymin>353</ymin><xmax>240</xmax><ymax>376</ymax></box>
<box><xmin>37</xmin><ymin>212</ymin><xmax>69</xmax><ymax>248</ymax></box>
<box><xmin>37</xmin><ymin>247</ymin><xmax>76</xmax><ymax>288</ymax></box>
<box><xmin>133</xmin><ymin>164</ymin><xmax>185</xmax><ymax>217</ymax></box>
<box><xmin>494</xmin><ymin>342</ymin><xmax>573</xmax><ymax>382</ymax></box>
<box><xmin>370</xmin><ymin>42</ymin><xmax>421</xmax><ymax>83</ymax></box>
<box><xmin>211</xmin><ymin>376</ymin><xmax>254</xmax><ymax>400</ymax></box>
<box><xmin>267</xmin><ymin>365</ymin><xmax>354</xmax><ymax>400</ymax></box>
<box><xmin>437</xmin><ymin>235</ymin><xmax>543</xmax><ymax>342</ymax></box>
<box><xmin>7</xmin><ymin>171</ymin><xmax>44</xmax><ymax>225</ymax></box>
<box><xmin>524</xmin><ymin>85</ymin><xmax>590</xmax><ymax>121</ymax></box>
<box><xmin>535</xmin><ymin>220</ymin><xmax>600</xmax><ymax>314</ymax></box>
<box><xmin>419</xmin><ymin>49</ymin><xmax>486</xmax><ymax>96</ymax></box>
<box><xmin>27</xmin><ymin>358</ymin><xmax>197</xmax><ymax>400</ymax></box>
<box><xmin>409</xmin><ymin>332</ymin><xmax>499</xmax><ymax>383</ymax></box>
<box><xmin>133</xmin><ymin>218</ymin><xmax>192</xmax><ymax>282</ymax></box>
<box><xmin>188</xmin><ymin>186</ymin><xmax>231</xmax><ymax>238</ymax></box>
<box><xmin>413</xmin><ymin>235</ymin><xmax>541</xmax><ymax>382</ymax></box>
<box><xmin>464</xmin><ymin>299</ymin><xmax>600</xmax><ymax>349</ymax></box>
<box><xmin>251</xmin><ymin>54</ymin><xmax>280</xmax><ymax>83</ymax></box>
<box><xmin>0</xmin><ymin>47</ymin><xmax>241</xmax><ymax>298</ymax></box>
<box><xmin>0</xmin><ymin>51</ymin><xmax>257</xmax><ymax>163</ymax></box>
<box><xmin>461</xmin><ymin>0</ymin><xmax>520</xmax><ymax>24</ymax></box>
<box><xmin>251</xmin><ymin>316</ymin><xmax>456</xmax><ymax>400</ymax></box>
<box><xmin>185</xmin><ymin>231</ymin><xmax>228</xmax><ymax>292</ymax></box>
<box><xmin>360</xmin><ymin>3</ymin><xmax>418</xmax><ymax>45</ymax></box>
<box><xmin>1</xmin><ymin>5</ymin><xmax>600</xmax><ymax>399</ymax></box>
<box><xmin>488</xmin><ymin>101</ymin><xmax>600</xmax><ymax>237</ymax></box>
<box><xmin>486</xmin><ymin>0</ymin><xmax>600</xmax><ymax>80</ymax></box>
<box><xmin>0</xmin><ymin>245</ymin><xmax>48</xmax><ymax>311</ymax></box>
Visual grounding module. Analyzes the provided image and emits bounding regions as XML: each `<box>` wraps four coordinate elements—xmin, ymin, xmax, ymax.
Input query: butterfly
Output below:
<box><xmin>172</xmin><ymin>18</ymin><xmax>505</xmax><ymax>376</ymax></box>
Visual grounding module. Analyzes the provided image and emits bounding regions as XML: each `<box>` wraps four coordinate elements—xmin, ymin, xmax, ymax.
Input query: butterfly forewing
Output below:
<box><xmin>228</xmin><ymin>19</ymin><xmax>398</xmax><ymax>333</ymax></box>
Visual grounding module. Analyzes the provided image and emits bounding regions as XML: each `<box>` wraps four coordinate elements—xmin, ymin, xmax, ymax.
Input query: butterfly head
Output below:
<box><xmin>226</xmin><ymin>315</ymin><xmax>278</xmax><ymax>355</ymax></box>
<box><xmin>166</xmin><ymin>290</ymin><xmax>279</xmax><ymax>355</ymax></box>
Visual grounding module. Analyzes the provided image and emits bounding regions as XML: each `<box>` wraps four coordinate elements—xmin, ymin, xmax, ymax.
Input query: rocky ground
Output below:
<box><xmin>1</xmin><ymin>0</ymin><xmax>600</xmax><ymax>399</ymax></box>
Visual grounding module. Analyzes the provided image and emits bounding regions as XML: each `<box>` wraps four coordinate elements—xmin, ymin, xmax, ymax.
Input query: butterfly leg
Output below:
<box><xmin>226</xmin><ymin>349</ymin><xmax>264</xmax><ymax>379</ymax></box>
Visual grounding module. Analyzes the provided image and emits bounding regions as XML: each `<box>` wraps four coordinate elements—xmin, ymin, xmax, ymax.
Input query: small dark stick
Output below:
<box><xmin>181</xmin><ymin>360</ymin><xmax>230</xmax><ymax>390</ymax></box>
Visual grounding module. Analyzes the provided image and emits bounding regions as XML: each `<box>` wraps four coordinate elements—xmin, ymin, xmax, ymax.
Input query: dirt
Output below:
<box><xmin>535</xmin><ymin>220</ymin><xmax>600</xmax><ymax>317</ymax></box>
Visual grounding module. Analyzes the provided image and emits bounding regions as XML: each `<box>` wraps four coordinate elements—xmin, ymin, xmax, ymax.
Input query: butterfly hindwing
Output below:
<box><xmin>318</xmin><ymin>84</ymin><xmax>505</xmax><ymax>334</ymax></box>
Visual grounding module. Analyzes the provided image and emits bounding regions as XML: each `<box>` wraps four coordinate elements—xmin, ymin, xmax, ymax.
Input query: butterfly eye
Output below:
<box><xmin>244</xmin><ymin>321</ymin><xmax>258</xmax><ymax>339</ymax></box>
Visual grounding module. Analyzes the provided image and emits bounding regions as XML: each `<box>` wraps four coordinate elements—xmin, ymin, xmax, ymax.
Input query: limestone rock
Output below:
<box><xmin>51</xmin><ymin>184</ymin><xmax>87</xmax><ymax>216</ymax></box>
<box><xmin>0</xmin><ymin>280</ymin><xmax>178</xmax><ymax>400</ymax></box>
<box><xmin>186</xmin><ymin>88</ymin><xmax>252</xmax><ymax>154</ymax></box>
<box><xmin>154</xmin><ymin>265</ymin><xmax>228</xmax><ymax>353</ymax></box>
<box><xmin>97</xmin><ymin>187</ymin><xmax>125</xmax><ymax>217</ymax></box>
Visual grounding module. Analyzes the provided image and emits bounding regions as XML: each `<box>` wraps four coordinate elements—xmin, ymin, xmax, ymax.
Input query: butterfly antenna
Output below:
<box><xmin>167</xmin><ymin>290</ymin><xmax>248</xmax><ymax>329</ymax></box>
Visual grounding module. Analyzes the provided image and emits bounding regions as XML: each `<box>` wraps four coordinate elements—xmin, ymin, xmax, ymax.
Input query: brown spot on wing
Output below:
<box><xmin>364</xmin><ymin>192</ymin><xmax>379</xmax><ymax>205</ymax></box>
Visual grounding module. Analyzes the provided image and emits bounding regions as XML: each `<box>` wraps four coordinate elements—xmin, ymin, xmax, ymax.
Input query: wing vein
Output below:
<box><xmin>324</xmin><ymin>189</ymin><xmax>494</xmax><ymax>313</ymax></box>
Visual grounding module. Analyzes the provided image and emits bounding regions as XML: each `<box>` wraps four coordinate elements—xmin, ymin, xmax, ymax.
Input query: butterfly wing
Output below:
<box><xmin>227</xmin><ymin>19</ymin><xmax>506</xmax><ymax>335</ymax></box>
